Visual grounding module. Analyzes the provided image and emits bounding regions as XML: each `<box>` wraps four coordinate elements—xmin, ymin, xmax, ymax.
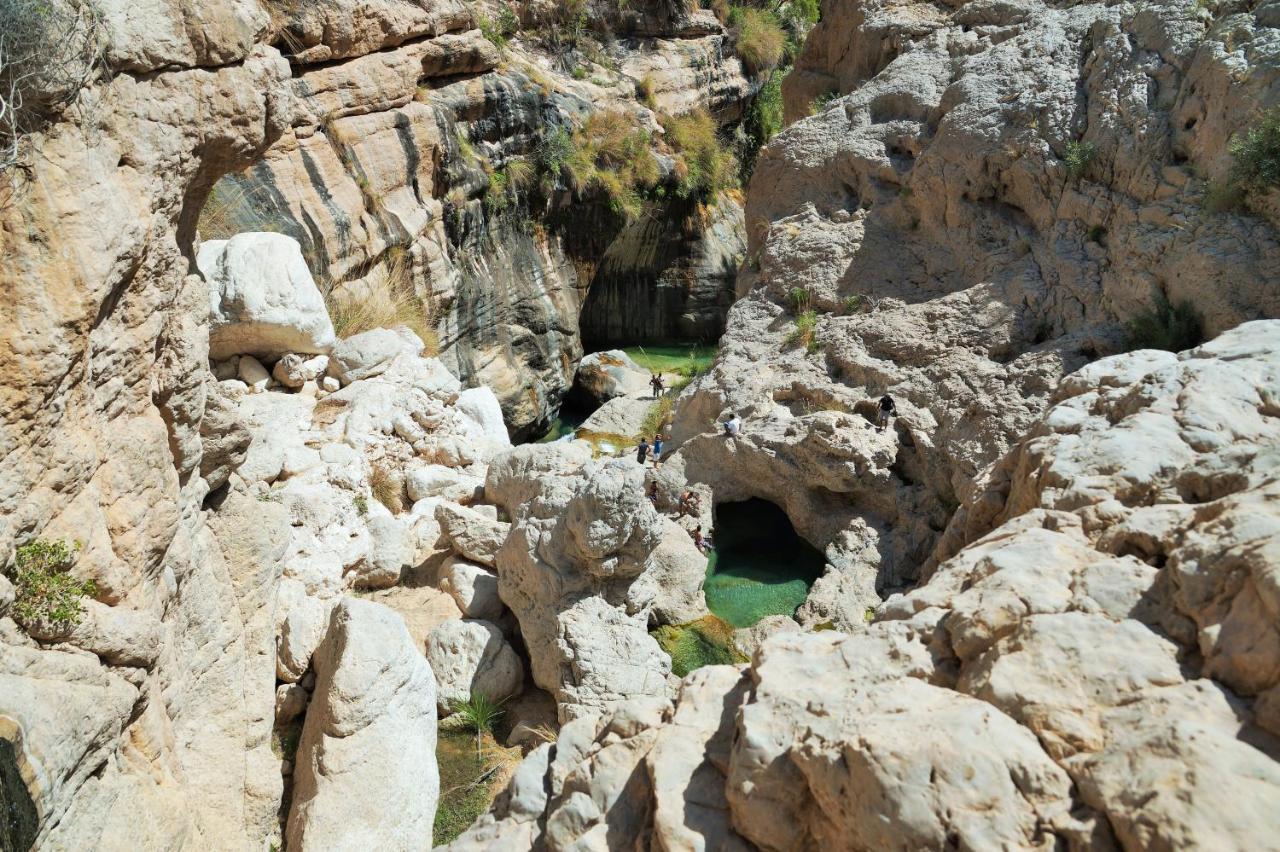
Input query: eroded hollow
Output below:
<box><xmin>1</xmin><ymin>737</ymin><xmax>38</xmax><ymax>852</ymax></box>
<box><xmin>704</xmin><ymin>498</ymin><xmax>826</xmax><ymax>628</ymax></box>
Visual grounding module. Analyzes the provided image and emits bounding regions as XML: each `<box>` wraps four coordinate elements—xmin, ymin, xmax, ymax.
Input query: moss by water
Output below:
<box><xmin>652</xmin><ymin>615</ymin><xmax>747</xmax><ymax>677</ymax></box>
<box><xmin>622</xmin><ymin>344</ymin><xmax>717</xmax><ymax>384</ymax></box>
<box><xmin>434</xmin><ymin>729</ymin><xmax>519</xmax><ymax>845</ymax></box>
<box><xmin>703</xmin><ymin>499</ymin><xmax>826</xmax><ymax>628</ymax></box>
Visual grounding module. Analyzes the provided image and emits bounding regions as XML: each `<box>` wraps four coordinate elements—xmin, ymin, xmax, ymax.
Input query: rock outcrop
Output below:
<box><xmin>486</xmin><ymin>442</ymin><xmax>708</xmax><ymax>721</ymax></box>
<box><xmin>668</xmin><ymin>0</ymin><xmax>1280</xmax><ymax>628</ymax></box>
<box><xmin>453</xmin><ymin>321</ymin><xmax>1280</xmax><ymax>849</ymax></box>
<box><xmin>287</xmin><ymin>598</ymin><xmax>439</xmax><ymax>850</ymax></box>
<box><xmin>201</xmin><ymin>0</ymin><xmax>762</xmax><ymax>437</ymax></box>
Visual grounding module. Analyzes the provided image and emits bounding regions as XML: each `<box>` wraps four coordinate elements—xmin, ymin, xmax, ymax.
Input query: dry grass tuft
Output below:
<box><xmin>322</xmin><ymin>249</ymin><xmax>439</xmax><ymax>354</ymax></box>
<box><xmin>369</xmin><ymin>462</ymin><xmax>403</xmax><ymax>513</ymax></box>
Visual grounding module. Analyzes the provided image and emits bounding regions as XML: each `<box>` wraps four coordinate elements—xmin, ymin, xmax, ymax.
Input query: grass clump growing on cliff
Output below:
<box><xmin>9</xmin><ymin>539</ymin><xmax>95</xmax><ymax>629</ymax></box>
<box><xmin>651</xmin><ymin>615</ymin><xmax>747</xmax><ymax>677</ymax></box>
<box><xmin>560</xmin><ymin>111</ymin><xmax>659</xmax><ymax>219</ymax></box>
<box><xmin>730</xmin><ymin>6</ymin><xmax>786</xmax><ymax>72</ymax></box>
<box><xmin>787</xmin><ymin>309</ymin><xmax>820</xmax><ymax>353</ymax></box>
<box><xmin>323</xmin><ymin>249</ymin><xmax>438</xmax><ymax>354</ymax></box>
<box><xmin>1063</xmin><ymin>139</ymin><xmax>1096</xmax><ymax>181</ymax></box>
<box><xmin>369</xmin><ymin>463</ymin><xmax>402</xmax><ymax>513</ymax></box>
<box><xmin>1126</xmin><ymin>295</ymin><xmax>1204</xmax><ymax>353</ymax></box>
<box><xmin>664</xmin><ymin>108</ymin><xmax>739</xmax><ymax>200</ymax></box>
<box><xmin>1228</xmin><ymin>108</ymin><xmax>1280</xmax><ymax>196</ymax></box>
<box><xmin>639</xmin><ymin>395</ymin><xmax>676</xmax><ymax>440</ymax></box>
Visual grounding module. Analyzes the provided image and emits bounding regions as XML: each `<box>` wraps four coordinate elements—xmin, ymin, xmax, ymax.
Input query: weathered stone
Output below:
<box><xmin>425</xmin><ymin>619</ymin><xmax>525</xmax><ymax>714</ymax></box>
<box><xmin>200</xmin><ymin>233</ymin><xmax>336</xmax><ymax>361</ymax></box>
<box><xmin>287</xmin><ymin>598</ymin><xmax>439</xmax><ymax>850</ymax></box>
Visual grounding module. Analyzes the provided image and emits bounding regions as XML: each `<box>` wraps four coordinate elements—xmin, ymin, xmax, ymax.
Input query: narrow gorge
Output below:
<box><xmin>2</xmin><ymin>0</ymin><xmax>1279</xmax><ymax>849</ymax></box>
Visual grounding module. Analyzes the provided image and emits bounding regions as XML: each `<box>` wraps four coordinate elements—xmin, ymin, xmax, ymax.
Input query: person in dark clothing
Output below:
<box><xmin>876</xmin><ymin>394</ymin><xmax>896</xmax><ymax>431</ymax></box>
<box><xmin>647</xmin><ymin>481</ymin><xmax>659</xmax><ymax>505</ymax></box>
<box><xmin>636</xmin><ymin>438</ymin><xmax>650</xmax><ymax>465</ymax></box>
<box><xmin>650</xmin><ymin>374</ymin><xmax>665</xmax><ymax>399</ymax></box>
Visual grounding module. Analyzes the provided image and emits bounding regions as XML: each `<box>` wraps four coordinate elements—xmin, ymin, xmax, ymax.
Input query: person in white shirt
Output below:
<box><xmin>722</xmin><ymin>412</ymin><xmax>741</xmax><ymax>437</ymax></box>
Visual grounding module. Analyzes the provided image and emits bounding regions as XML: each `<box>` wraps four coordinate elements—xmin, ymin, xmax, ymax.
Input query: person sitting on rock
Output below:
<box><xmin>722</xmin><ymin>412</ymin><xmax>741</xmax><ymax>437</ymax></box>
<box><xmin>636</xmin><ymin>437</ymin><xmax>650</xmax><ymax>465</ymax></box>
<box><xmin>691</xmin><ymin>525</ymin><xmax>711</xmax><ymax>554</ymax></box>
<box><xmin>678</xmin><ymin>490</ymin><xmax>699</xmax><ymax>516</ymax></box>
<box><xmin>650</xmin><ymin>373</ymin><xmax>665</xmax><ymax>399</ymax></box>
<box><xmin>651</xmin><ymin>432</ymin><xmax>664</xmax><ymax>467</ymax></box>
<box><xmin>647</xmin><ymin>481</ymin><xmax>659</xmax><ymax>506</ymax></box>
<box><xmin>876</xmin><ymin>395</ymin><xmax>897</xmax><ymax>432</ymax></box>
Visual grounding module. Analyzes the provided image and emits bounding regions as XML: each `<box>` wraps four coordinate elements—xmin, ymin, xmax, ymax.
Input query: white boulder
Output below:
<box><xmin>199</xmin><ymin>232</ymin><xmax>336</xmax><ymax>360</ymax></box>
<box><xmin>439</xmin><ymin>556</ymin><xmax>503</xmax><ymax>620</ymax></box>
<box><xmin>286</xmin><ymin>598</ymin><xmax>439</xmax><ymax>850</ymax></box>
<box><xmin>327</xmin><ymin>327</ymin><xmax>424</xmax><ymax>384</ymax></box>
<box><xmin>425</xmin><ymin>619</ymin><xmax>524</xmax><ymax>714</ymax></box>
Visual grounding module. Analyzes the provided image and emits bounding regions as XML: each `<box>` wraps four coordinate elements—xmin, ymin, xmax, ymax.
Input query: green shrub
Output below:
<box><xmin>731</xmin><ymin>6</ymin><xmax>786</xmax><ymax>71</ymax></box>
<box><xmin>1126</xmin><ymin>295</ymin><xmax>1204</xmax><ymax>352</ymax></box>
<box><xmin>787</xmin><ymin>287</ymin><xmax>810</xmax><ymax>313</ymax></box>
<box><xmin>808</xmin><ymin>90</ymin><xmax>838</xmax><ymax>115</ymax></box>
<box><xmin>451</xmin><ymin>693</ymin><xmax>506</xmax><ymax>758</ymax></box>
<box><xmin>747</xmin><ymin>69</ymin><xmax>784</xmax><ymax>146</ymax></box>
<box><xmin>1063</xmin><ymin>139</ymin><xmax>1096</xmax><ymax>181</ymax></box>
<box><xmin>571</xmin><ymin>65</ymin><xmax>587</xmax><ymax>80</ymax></box>
<box><xmin>353</xmin><ymin>494</ymin><xmax>369</xmax><ymax>515</ymax></box>
<box><xmin>786</xmin><ymin>0</ymin><xmax>820</xmax><ymax>27</ymax></box>
<box><xmin>651</xmin><ymin>615</ymin><xmax>747</xmax><ymax>677</ymax></box>
<box><xmin>664</xmin><ymin>108</ymin><xmax>739</xmax><ymax>199</ymax></box>
<box><xmin>787</xmin><ymin>308</ymin><xmax>819</xmax><ymax>352</ymax></box>
<box><xmin>478</xmin><ymin>4</ymin><xmax>518</xmax><ymax>48</ymax></box>
<box><xmin>841</xmin><ymin>294</ymin><xmax>867</xmax><ymax>314</ymax></box>
<box><xmin>1228</xmin><ymin>107</ymin><xmax>1280</xmax><ymax>195</ymax></box>
<box><xmin>10</xmin><ymin>539</ymin><xmax>95</xmax><ymax>629</ymax></box>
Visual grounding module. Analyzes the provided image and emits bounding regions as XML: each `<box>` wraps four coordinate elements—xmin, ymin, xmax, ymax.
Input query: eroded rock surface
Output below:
<box><xmin>458</xmin><ymin>321</ymin><xmax>1280</xmax><ymax>850</ymax></box>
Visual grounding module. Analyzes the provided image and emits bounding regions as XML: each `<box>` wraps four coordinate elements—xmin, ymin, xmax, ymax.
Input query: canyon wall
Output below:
<box><xmin>208</xmin><ymin>0</ymin><xmax>758</xmax><ymax>437</ymax></box>
<box><xmin>0</xmin><ymin>0</ymin><xmax>757</xmax><ymax>846</ymax></box>
<box><xmin>670</xmin><ymin>0</ymin><xmax>1280</xmax><ymax>628</ymax></box>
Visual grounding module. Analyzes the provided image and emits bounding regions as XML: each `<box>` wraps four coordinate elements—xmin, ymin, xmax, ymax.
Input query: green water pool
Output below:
<box><xmin>622</xmin><ymin>344</ymin><xmax>718</xmax><ymax>378</ymax></box>
<box><xmin>703</xmin><ymin>499</ymin><xmax>826</xmax><ymax>628</ymax></box>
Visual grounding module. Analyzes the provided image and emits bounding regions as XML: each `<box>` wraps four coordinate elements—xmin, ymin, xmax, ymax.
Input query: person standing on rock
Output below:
<box><xmin>650</xmin><ymin>373</ymin><xmax>665</xmax><ymax>399</ymax></box>
<box><xmin>651</xmin><ymin>432</ymin><xmax>664</xmax><ymax>467</ymax></box>
<box><xmin>636</xmin><ymin>437</ymin><xmax>650</xmax><ymax>465</ymax></box>
<box><xmin>876</xmin><ymin>394</ymin><xmax>897</xmax><ymax>431</ymax></box>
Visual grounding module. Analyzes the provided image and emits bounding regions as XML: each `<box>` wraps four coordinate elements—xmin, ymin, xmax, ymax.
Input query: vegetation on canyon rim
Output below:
<box><xmin>0</xmin><ymin>0</ymin><xmax>104</xmax><ymax>170</ymax></box>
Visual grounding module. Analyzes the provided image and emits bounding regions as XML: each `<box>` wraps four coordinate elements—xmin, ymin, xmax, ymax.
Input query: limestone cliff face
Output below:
<box><xmin>670</xmin><ymin>0</ymin><xmax>1280</xmax><ymax>625</ymax></box>
<box><xmin>207</xmin><ymin>0</ymin><xmax>757</xmax><ymax>437</ymax></box>
<box><xmin>0</xmin><ymin>0</ymin><xmax>752</xmax><ymax>845</ymax></box>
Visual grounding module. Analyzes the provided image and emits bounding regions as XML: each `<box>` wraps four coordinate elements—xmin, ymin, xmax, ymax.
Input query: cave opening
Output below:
<box><xmin>703</xmin><ymin>498</ymin><xmax>827</xmax><ymax>628</ymax></box>
<box><xmin>1</xmin><ymin>737</ymin><xmax>38</xmax><ymax>852</ymax></box>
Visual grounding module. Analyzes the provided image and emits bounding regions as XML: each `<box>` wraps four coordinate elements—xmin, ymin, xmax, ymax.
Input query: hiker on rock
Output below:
<box><xmin>679</xmin><ymin>489</ymin><xmax>700</xmax><ymax>517</ymax></box>
<box><xmin>876</xmin><ymin>394</ymin><xmax>897</xmax><ymax>431</ymax></box>
<box><xmin>650</xmin><ymin>373</ymin><xmax>665</xmax><ymax>399</ymax></box>
<box><xmin>651</xmin><ymin>432</ymin><xmax>664</xmax><ymax>467</ymax></box>
<box><xmin>691</xmin><ymin>525</ymin><xmax>711</xmax><ymax>554</ymax></box>
<box><xmin>722</xmin><ymin>412</ymin><xmax>741</xmax><ymax>437</ymax></box>
<box><xmin>636</xmin><ymin>437</ymin><xmax>650</xmax><ymax>465</ymax></box>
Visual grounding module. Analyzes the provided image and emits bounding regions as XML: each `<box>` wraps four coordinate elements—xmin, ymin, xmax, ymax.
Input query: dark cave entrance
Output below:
<box><xmin>703</xmin><ymin>498</ymin><xmax>827</xmax><ymax>628</ymax></box>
